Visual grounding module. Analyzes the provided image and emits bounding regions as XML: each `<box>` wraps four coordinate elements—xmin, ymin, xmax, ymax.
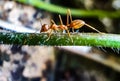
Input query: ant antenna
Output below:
<box><xmin>39</xmin><ymin>18</ymin><xmax>44</xmax><ymax>33</ymax></box>
<box><xmin>39</xmin><ymin>18</ymin><xmax>43</xmax><ymax>27</ymax></box>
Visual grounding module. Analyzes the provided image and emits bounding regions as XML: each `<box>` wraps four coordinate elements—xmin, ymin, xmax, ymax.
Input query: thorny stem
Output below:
<box><xmin>0</xmin><ymin>33</ymin><xmax>120</xmax><ymax>48</ymax></box>
<box><xmin>17</xmin><ymin>0</ymin><xmax>120</xmax><ymax>18</ymax></box>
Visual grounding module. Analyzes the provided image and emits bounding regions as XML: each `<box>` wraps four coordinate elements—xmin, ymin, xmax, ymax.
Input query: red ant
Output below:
<box><xmin>40</xmin><ymin>9</ymin><xmax>101</xmax><ymax>43</ymax></box>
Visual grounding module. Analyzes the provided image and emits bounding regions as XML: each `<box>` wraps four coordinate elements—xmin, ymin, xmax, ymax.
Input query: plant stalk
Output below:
<box><xmin>0</xmin><ymin>33</ymin><xmax>120</xmax><ymax>48</ymax></box>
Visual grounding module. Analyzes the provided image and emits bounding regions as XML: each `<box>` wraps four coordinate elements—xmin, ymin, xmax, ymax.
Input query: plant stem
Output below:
<box><xmin>17</xmin><ymin>0</ymin><xmax>120</xmax><ymax>18</ymax></box>
<box><xmin>0</xmin><ymin>33</ymin><xmax>120</xmax><ymax>48</ymax></box>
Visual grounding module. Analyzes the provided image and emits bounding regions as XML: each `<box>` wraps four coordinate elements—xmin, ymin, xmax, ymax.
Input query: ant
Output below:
<box><xmin>66</xmin><ymin>9</ymin><xmax>101</xmax><ymax>33</ymax></box>
<box><xmin>40</xmin><ymin>9</ymin><xmax>102</xmax><ymax>43</ymax></box>
<box><xmin>40</xmin><ymin>15</ymin><xmax>73</xmax><ymax>42</ymax></box>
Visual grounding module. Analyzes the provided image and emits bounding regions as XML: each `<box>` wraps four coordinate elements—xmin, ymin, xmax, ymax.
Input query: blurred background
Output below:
<box><xmin>0</xmin><ymin>0</ymin><xmax>120</xmax><ymax>81</ymax></box>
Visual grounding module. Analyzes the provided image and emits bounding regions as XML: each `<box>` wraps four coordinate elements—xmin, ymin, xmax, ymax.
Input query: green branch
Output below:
<box><xmin>17</xmin><ymin>0</ymin><xmax>120</xmax><ymax>18</ymax></box>
<box><xmin>0</xmin><ymin>33</ymin><xmax>120</xmax><ymax>48</ymax></box>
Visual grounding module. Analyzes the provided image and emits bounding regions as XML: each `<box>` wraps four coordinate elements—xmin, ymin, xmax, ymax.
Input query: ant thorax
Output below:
<box><xmin>50</xmin><ymin>24</ymin><xmax>59</xmax><ymax>31</ymax></box>
<box><xmin>58</xmin><ymin>25</ymin><xmax>68</xmax><ymax>30</ymax></box>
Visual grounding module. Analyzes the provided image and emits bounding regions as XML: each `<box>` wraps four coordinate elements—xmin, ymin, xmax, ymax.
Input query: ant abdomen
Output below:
<box><xmin>69</xmin><ymin>20</ymin><xmax>85</xmax><ymax>29</ymax></box>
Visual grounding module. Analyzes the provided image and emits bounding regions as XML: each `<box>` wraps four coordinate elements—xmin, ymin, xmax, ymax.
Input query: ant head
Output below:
<box><xmin>39</xmin><ymin>18</ymin><xmax>49</xmax><ymax>32</ymax></box>
<box><xmin>40</xmin><ymin>24</ymin><xmax>49</xmax><ymax>32</ymax></box>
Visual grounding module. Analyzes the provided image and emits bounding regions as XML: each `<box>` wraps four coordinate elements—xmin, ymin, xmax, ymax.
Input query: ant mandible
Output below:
<box><xmin>67</xmin><ymin>9</ymin><xmax>101</xmax><ymax>33</ymax></box>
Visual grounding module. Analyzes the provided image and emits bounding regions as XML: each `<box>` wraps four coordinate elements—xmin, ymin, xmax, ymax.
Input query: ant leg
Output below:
<box><xmin>59</xmin><ymin>15</ymin><xmax>63</xmax><ymax>25</ymax></box>
<box><xmin>66</xmin><ymin>9</ymin><xmax>69</xmax><ymax>26</ymax></box>
<box><xmin>51</xmin><ymin>19</ymin><xmax>56</xmax><ymax>24</ymax></box>
<box><xmin>66</xmin><ymin>9</ymin><xmax>71</xmax><ymax>33</ymax></box>
<box><xmin>67</xmin><ymin>9</ymin><xmax>73</xmax><ymax>23</ymax></box>
<box><xmin>85</xmin><ymin>23</ymin><xmax>101</xmax><ymax>33</ymax></box>
<box><xmin>59</xmin><ymin>14</ymin><xmax>73</xmax><ymax>43</ymax></box>
<box><xmin>59</xmin><ymin>15</ymin><xmax>64</xmax><ymax>33</ymax></box>
<box><xmin>59</xmin><ymin>15</ymin><xmax>64</xmax><ymax>32</ymax></box>
<box><xmin>66</xmin><ymin>29</ymin><xmax>73</xmax><ymax>43</ymax></box>
<box><xmin>46</xmin><ymin>29</ymin><xmax>53</xmax><ymax>41</ymax></box>
<box><xmin>67</xmin><ymin>9</ymin><xmax>74</xmax><ymax>33</ymax></box>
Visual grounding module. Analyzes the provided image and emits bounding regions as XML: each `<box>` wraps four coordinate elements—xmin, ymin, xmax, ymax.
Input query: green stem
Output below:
<box><xmin>17</xmin><ymin>0</ymin><xmax>120</xmax><ymax>18</ymax></box>
<box><xmin>0</xmin><ymin>33</ymin><xmax>120</xmax><ymax>48</ymax></box>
